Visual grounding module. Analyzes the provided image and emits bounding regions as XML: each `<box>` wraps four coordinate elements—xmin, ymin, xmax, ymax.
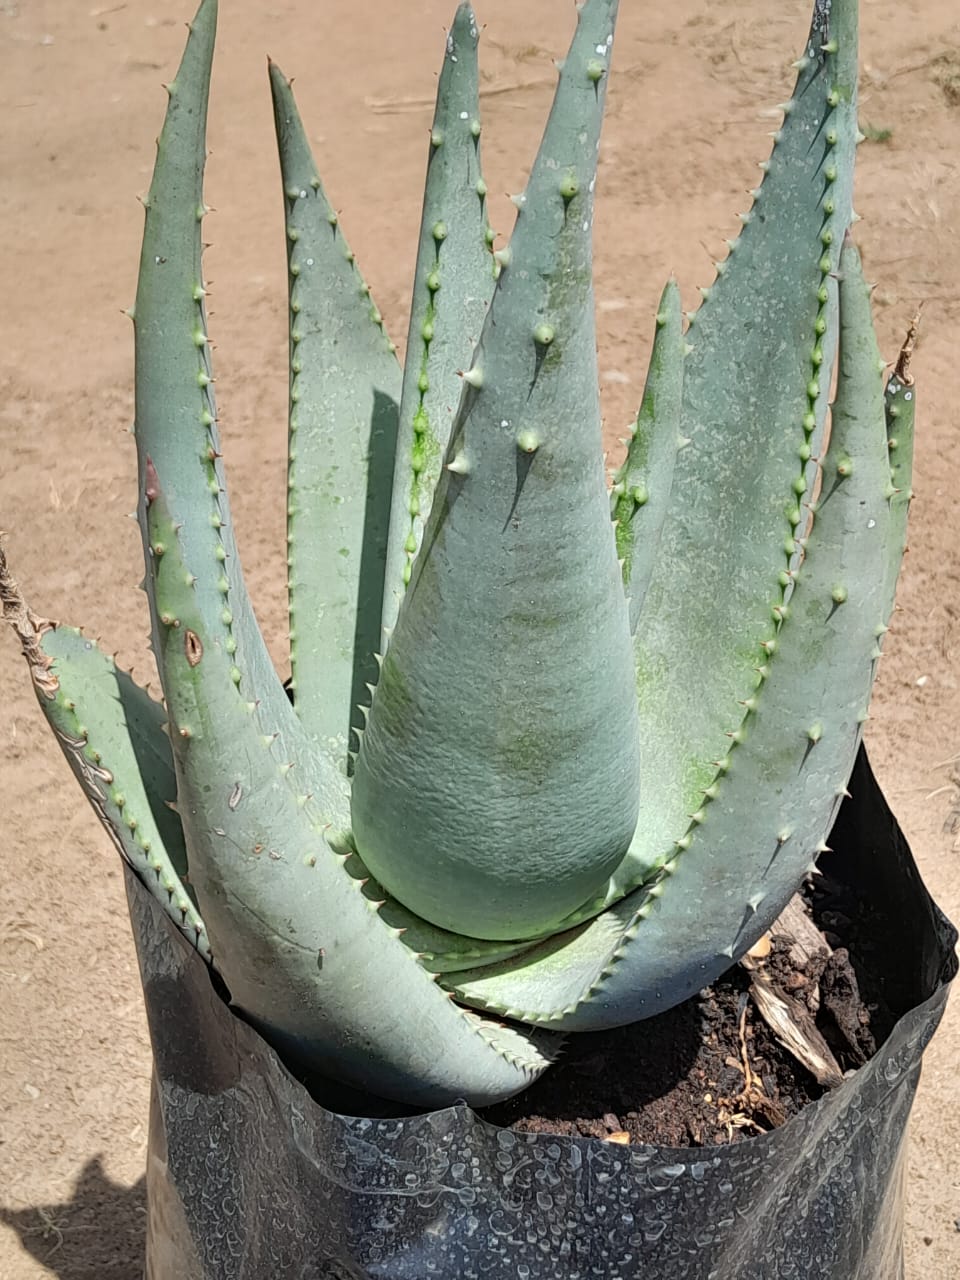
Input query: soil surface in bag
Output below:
<box><xmin>482</xmin><ymin>859</ymin><xmax>912</xmax><ymax>1146</ymax></box>
<box><xmin>127</xmin><ymin>747</ymin><xmax>956</xmax><ymax>1280</ymax></box>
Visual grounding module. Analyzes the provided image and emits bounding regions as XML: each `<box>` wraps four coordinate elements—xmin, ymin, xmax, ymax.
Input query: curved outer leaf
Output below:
<box><xmin>612</xmin><ymin>279</ymin><xmax>684</xmax><ymax>629</ymax></box>
<box><xmin>23</xmin><ymin>616</ymin><xmax>208</xmax><ymax>957</ymax></box>
<box><xmin>381</xmin><ymin>3</ymin><xmax>497</xmax><ymax>636</ymax></box>
<box><xmin>611</xmin><ymin>0</ymin><xmax>861</xmax><ymax>895</ymax></box>
<box><xmin>145</xmin><ymin>466</ymin><xmax>557</xmax><ymax>1106</ymax></box>
<box><xmin>134</xmin><ymin>0</ymin><xmax>347</xmax><ymax>819</ymax></box>
<box><xmin>445</xmin><ymin>242</ymin><xmax>897</xmax><ymax>1029</ymax></box>
<box><xmin>351</xmin><ymin>0</ymin><xmax>641</xmax><ymax>942</ymax></box>
<box><xmin>133</xmin><ymin>0</ymin><xmax>234</xmax><ymax>684</ymax></box>
<box><xmin>270</xmin><ymin>63</ymin><xmax>401</xmax><ymax>769</ymax></box>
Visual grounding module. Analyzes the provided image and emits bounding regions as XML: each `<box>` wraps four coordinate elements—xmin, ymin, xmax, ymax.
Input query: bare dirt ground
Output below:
<box><xmin>1</xmin><ymin>0</ymin><xmax>957</xmax><ymax>1276</ymax></box>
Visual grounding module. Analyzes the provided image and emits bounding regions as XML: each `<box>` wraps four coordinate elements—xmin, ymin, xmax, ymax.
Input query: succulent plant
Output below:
<box><xmin>2</xmin><ymin>0</ymin><xmax>917</xmax><ymax>1108</ymax></box>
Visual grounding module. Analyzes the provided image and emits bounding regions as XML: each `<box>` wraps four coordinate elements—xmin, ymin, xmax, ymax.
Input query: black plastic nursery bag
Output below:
<box><xmin>131</xmin><ymin>748</ymin><xmax>957</xmax><ymax>1280</ymax></box>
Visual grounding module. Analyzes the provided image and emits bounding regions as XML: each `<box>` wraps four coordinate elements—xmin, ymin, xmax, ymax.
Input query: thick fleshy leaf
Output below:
<box><xmin>144</xmin><ymin>465</ymin><xmax>556</xmax><ymax>1105</ymax></box>
<box><xmin>351</xmin><ymin>0</ymin><xmax>640</xmax><ymax>942</ymax></box>
<box><xmin>133</xmin><ymin>0</ymin><xmax>346</xmax><ymax>817</ymax></box>
<box><xmin>610</xmin><ymin>0</ymin><xmax>861</xmax><ymax>898</ymax></box>
<box><xmin>0</xmin><ymin>549</ymin><xmax>209</xmax><ymax>957</ymax></box>
<box><xmin>270</xmin><ymin>63</ymin><xmax>401</xmax><ymax>768</ymax></box>
<box><xmin>381</xmin><ymin>3</ymin><xmax>497</xmax><ymax>636</ymax></box>
<box><xmin>445</xmin><ymin>241</ymin><xmax>898</xmax><ymax>1027</ymax></box>
<box><xmin>39</xmin><ymin>626</ymin><xmax>210</xmax><ymax>956</ymax></box>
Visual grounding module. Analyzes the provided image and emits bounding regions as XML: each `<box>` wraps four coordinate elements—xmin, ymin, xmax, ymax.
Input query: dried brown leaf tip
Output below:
<box><xmin>0</xmin><ymin>539</ymin><xmax>58</xmax><ymax>698</ymax></box>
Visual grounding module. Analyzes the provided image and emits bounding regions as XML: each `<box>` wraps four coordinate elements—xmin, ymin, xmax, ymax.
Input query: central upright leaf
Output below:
<box><xmin>351</xmin><ymin>0</ymin><xmax>640</xmax><ymax>941</ymax></box>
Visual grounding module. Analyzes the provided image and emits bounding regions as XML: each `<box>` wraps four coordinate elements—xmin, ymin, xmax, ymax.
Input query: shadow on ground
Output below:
<box><xmin>0</xmin><ymin>1157</ymin><xmax>144</xmax><ymax>1279</ymax></box>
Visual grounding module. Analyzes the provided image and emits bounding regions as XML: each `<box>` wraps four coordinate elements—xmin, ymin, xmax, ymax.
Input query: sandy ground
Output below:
<box><xmin>1</xmin><ymin>0</ymin><xmax>957</xmax><ymax>1276</ymax></box>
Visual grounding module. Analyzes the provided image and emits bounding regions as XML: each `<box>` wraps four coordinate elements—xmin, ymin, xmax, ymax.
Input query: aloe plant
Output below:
<box><xmin>2</xmin><ymin>0</ymin><xmax>917</xmax><ymax>1108</ymax></box>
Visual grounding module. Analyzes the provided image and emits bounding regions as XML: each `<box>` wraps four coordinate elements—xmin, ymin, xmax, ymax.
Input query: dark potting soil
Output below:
<box><xmin>478</xmin><ymin>865</ymin><xmax>907</xmax><ymax>1147</ymax></box>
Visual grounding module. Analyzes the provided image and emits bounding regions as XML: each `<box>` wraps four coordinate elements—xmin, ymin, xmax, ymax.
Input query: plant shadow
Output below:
<box><xmin>0</xmin><ymin>1157</ymin><xmax>145</xmax><ymax>1279</ymax></box>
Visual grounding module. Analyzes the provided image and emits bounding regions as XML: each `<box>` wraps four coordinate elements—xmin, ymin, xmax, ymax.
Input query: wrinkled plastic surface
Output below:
<box><xmin>132</xmin><ymin>748</ymin><xmax>956</xmax><ymax>1280</ymax></box>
